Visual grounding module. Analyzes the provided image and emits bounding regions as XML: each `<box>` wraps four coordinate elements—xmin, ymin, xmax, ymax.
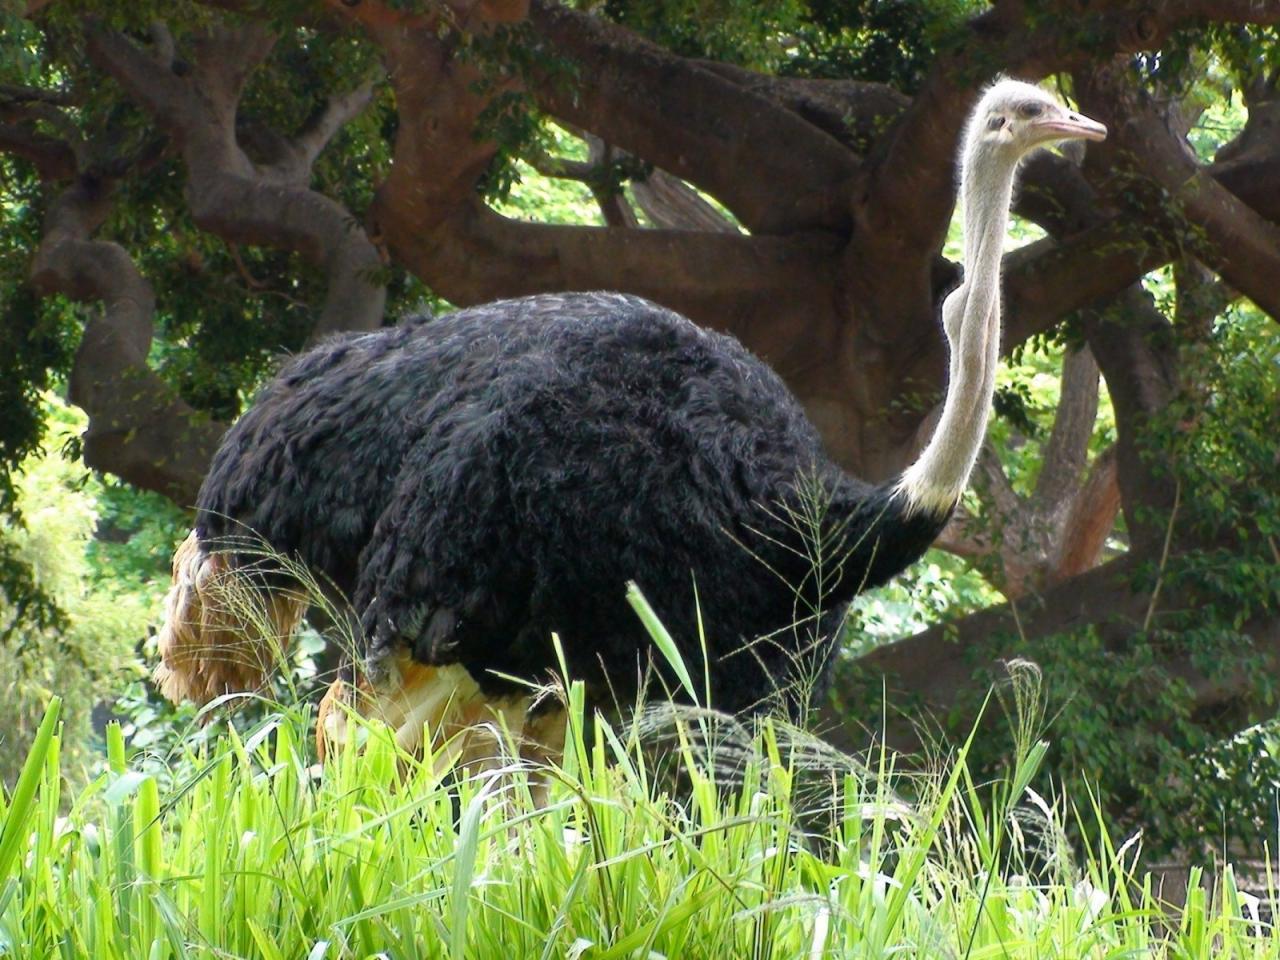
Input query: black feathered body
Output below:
<box><xmin>197</xmin><ymin>293</ymin><xmax>949</xmax><ymax>716</ymax></box>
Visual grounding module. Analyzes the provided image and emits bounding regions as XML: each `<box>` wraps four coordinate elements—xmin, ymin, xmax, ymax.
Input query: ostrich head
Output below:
<box><xmin>897</xmin><ymin>80</ymin><xmax>1106</xmax><ymax>518</ymax></box>
<box><xmin>945</xmin><ymin>80</ymin><xmax>1108</xmax><ymax>342</ymax></box>
<box><xmin>965</xmin><ymin>79</ymin><xmax>1107</xmax><ymax>161</ymax></box>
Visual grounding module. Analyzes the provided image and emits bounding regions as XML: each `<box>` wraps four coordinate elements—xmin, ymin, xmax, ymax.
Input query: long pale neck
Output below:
<box><xmin>895</xmin><ymin>148</ymin><xmax>1020</xmax><ymax>517</ymax></box>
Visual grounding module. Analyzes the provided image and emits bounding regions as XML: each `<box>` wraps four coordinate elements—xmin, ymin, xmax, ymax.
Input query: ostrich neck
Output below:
<box><xmin>894</xmin><ymin>148</ymin><xmax>1020</xmax><ymax>517</ymax></box>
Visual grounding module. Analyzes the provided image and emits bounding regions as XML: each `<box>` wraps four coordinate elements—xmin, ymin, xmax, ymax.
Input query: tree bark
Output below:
<box><xmin>31</xmin><ymin>179</ymin><xmax>225</xmax><ymax>505</ymax></box>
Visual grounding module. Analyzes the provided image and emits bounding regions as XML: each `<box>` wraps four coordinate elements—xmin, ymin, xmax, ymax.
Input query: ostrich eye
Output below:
<box><xmin>1018</xmin><ymin>102</ymin><xmax>1044</xmax><ymax>118</ymax></box>
<box><xmin>987</xmin><ymin>115</ymin><xmax>1006</xmax><ymax>131</ymax></box>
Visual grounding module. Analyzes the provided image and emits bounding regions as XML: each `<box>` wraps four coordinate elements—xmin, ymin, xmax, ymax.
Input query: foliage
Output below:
<box><xmin>85</xmin><ymin>477</ymin><xmax>189</xmax><ymax>590</ymax></box>
<box><xmin>602</xmin><ymin>0</ymin><xmax>808</xmax><ymax>70</ymax></box>
<box><xmin>0</xmin><ymin>12</ymin><xmax>81</xmax><ymax>628</ymax></box>
<box><xmin>0</xmin><ymin>398</ymin><xmax>154</xmax><ymax>788</ymax></box>
<box><xmin>490</xmin><ymin>125</ymin><xmax>605</xmax><ymax>225</ymax></box>
<box><xmin>846</xmin><ymin>550</ymin><xmax>996</xmax><ymax>655</ymax></box>
<box><xmin>0</xmin><ymin>5</ymin><xmax>419</xmax><ymax>426</ymax></box>
<box><xmin>2</xmin><ymin>688</ymin><xmax>1278</xmax><ymax>958</ymax></box>
<box><xmin>839</xmin><ymin>303</ymin><xmax>1280</xmax><ymax>859</ymax></box>
<box><xmin>600</xmin><ymin>0</ymin><xmax>976</xmax><ymax>88</ymax></box>
<box><xmin>464</xmin><ymin>22</ymin><xmax>582</xmax><ymax>202</ymax></box>
<box><xmin>1131</xmin><ymin>301</ymin><xmax>1280</xmax><ymax>849</ymax></box>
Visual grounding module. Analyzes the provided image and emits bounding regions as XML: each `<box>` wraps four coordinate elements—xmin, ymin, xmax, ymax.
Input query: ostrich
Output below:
<box><xmin>155</xmin><ymin>80</ymin><xmax>1105</xmax><ymax>766</ymax></box>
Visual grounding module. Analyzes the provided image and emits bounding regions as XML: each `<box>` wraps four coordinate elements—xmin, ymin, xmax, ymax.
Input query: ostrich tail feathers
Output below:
<box><xmin>154</xmin><ymin>530</ymin><xmax>305</xmax><ymax>706</ymax></box>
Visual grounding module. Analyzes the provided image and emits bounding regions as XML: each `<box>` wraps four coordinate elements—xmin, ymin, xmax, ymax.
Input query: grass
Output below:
<box><xmin>1</xmin><ymin>683</ymin><xmax>1278</xmax><ymax>959</ymax></box>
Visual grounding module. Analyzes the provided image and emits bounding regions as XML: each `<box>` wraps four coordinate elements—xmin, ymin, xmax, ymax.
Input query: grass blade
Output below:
<box><xmin>627</xmin><ymin>581</ymin><xmax>700</xmax><ymax>706</ymax></box>
<box><xmin>0</xmin><ymin>696</ymin><xmax>61</xmax><ymax>886</ymax></box>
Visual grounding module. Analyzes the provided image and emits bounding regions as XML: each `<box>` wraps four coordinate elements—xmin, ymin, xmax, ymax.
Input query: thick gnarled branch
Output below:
<box><xmin>87</xmin><ymin>20</ymin><xmax>386</xmax><ymax>337</ymax></box>
<box><xmin>364</xmin><ymin>15</ymin><xmax>842</xmax><ymax>346</ymax></box>
<box><xmin>30</xmin><ymin>179</ymin><xmax>224</xmax><ymax>504</ymax></box>
<box><xmin>377</xmin><ymin>196</ymin><xmax>839</xmax><ymax>355</ymax></box>
<box><xmin>527</xmin><ymin>0</ymin><xmax>858</xmax><ymax>235</ymax></box>
<box><xmin>1077</xmin><ymin>63</ymin><xmax>1280</xmax><ymax>321</ymax></box>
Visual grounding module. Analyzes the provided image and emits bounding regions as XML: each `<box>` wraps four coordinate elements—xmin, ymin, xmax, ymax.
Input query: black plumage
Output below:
<box><xmin>196</xmin><ymin>292</ymin><xmax>949</xmax><ymax>716</ymax></box>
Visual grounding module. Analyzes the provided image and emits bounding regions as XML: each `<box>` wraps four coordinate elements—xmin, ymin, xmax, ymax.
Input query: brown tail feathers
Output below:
<box><xmin>154</xmin><ymin>530</ymin><xmax>305</xmax><ymax>706</ymax></box>
<box><xmin>157</xmin><ymin>533</ymin><xmax>566</xmax><ymax>786</ymax></box>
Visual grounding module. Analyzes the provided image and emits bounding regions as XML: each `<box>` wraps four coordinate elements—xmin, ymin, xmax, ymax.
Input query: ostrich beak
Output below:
<box><xmin>1033</xmin><ymin>110</ymin><xmax>1108</xmax><ymax>143</ymax></box>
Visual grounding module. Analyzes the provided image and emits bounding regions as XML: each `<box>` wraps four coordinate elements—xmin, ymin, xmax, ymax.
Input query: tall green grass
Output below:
<box><xmin>1</xmin><ymin>685</ymin><xmax>1277</xmax><ymax>958</ymax></box>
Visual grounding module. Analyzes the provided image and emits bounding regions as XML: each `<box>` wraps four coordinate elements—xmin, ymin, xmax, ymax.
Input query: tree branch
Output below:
<box><xmin>187</xmin><ymin>20</ymin><xmax>277</xmax><ymax>112</ymax></box>
<box><xmin>380</xmin><ymin>197</ymin><xmax>839</xmax><ymax>343</ymax></box>
<box><xmin>523</xmin><ymin>146</ymin><xmax>598</xmax><ymax>183</ymax></box>
<box><xmin>583</xmin><ymin>137</ymin><xmax>642</xmax><ymax>228</ymax></box>
<box><xmin>1033</xmin><ymin>345</ymin><xmax>1100</xmax><ymax>509</ymax></box>
<box><xmin>529</xmin><ymin>132</ymin><xmax>737</xmax><ymax>233</ymax></box>
<box><xmin>30</xmin><ymin>178</ymin><xmax>224</xmax><ymax>504</ymax></box>
<box><xmin>0</xmin><ymin>82</ymin><xmax>75</xmax><ymax>107</ymax></box>
<box><xmin>0</xmin><ymin>122</ymin><xmax>77</xmax><ymax>179</ymax></box>
<box><xmin>1080</xmin><ymin>63</ymin><xmax>1280</xmax><ymax>321</ymax></box>
<box><xmin>692</xmin><ymin>62</ymin><xmax>909</xmax><ymax>155</ymax></box>
<box><xmin>935</xmin><ymin>508</ymin><xmax>996</xmax><ymax>561</ymax></box>
<box><xmin>87</xmin><ymin>21</ymin><xmax>386</xmax><ymax>337</ymax></box>
<box><xmin>631</xmin><ymin>168</ymin><xmax>738</xmax><ymax>234</ymax></box>
<box><xmin>293</xmin><ymin>76</ymin><xmax>378</xmax><ymax>171</ymax></box>
<box><xmin>1014</xmin><ymin>149</ymin><xmax>1101</xmax><ymax>238</ymax></box>
<box><xmin>366</xmin><ymin>17</ymin><xmax>840</xmax><ymax>339</ymax></box>
<box><xmin>189</xmin><ymin>175</ymin><xmax>386</xmax><ymax>337</ymax></box>
<box><xmin>1082</xmin><ymin>284</ymin><xmax>1180</xmax><ymax>555</ymax></box>
<box><xmin>521</xmin><ymin>136</ymin><xmax>641</xmax><ymax>226</ymax></box>
<box><xmin>1053</xmin><ymin>444</ymin><xmax>1120</xmax><ymax>582</ymax></box>
<box><xmin>975</xmin><ymin>443</ymin><xmax>1023</xmax><ymax>522</ymax></box>
<box><xmin>527</xmin><ymin>0</ymin><xmax>858</xmax><ymax>234</ymax></box>
<box><xmin>83</xmin><ymin>24</ymin><xmax>194</xmax><ymax>128</ymax></box>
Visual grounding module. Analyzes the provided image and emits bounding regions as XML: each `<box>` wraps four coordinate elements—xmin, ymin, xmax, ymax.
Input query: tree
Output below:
<box><xmin>1</xmin><ymin>0</ymin><xmax>1278</xmax><ymax>852</ymax></box>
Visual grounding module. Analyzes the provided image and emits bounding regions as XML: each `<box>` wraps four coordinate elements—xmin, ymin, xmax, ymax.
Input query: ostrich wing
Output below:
<box><xmin>352</xmin><ymin>297</ymin><xmax>847</xmax><ymax>712</ymax></box>
<box><xmin>196</xmin><ymin>321</ymin><xmax>448</xmax><ymax>595</ymax></box>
